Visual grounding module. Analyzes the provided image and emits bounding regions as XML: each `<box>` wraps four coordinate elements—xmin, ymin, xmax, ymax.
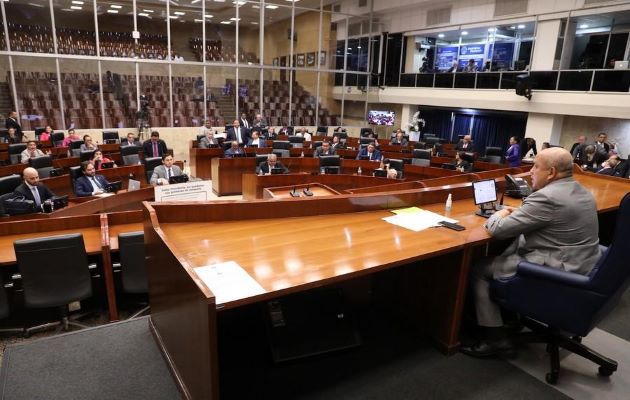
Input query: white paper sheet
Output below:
<box><xmin>194</xmin><ymin>261</ymin><xmax>266</xmax><ymax>305</ymax></box>
<box><xmin>383</xmin><ymin>209</ymin><xmax>458</xmax><ymax>232</ymax></box>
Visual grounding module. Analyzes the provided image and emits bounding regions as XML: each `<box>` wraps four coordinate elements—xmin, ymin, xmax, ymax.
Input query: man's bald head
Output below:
<box><xmin>530</xmin><ymin>147</ymin><xmax>574</xmax><ymax>190</ymax></box>
<box><xmin>23</xmin><ymin>167</ymin><xmax>40</xmax><ymax>186</ymax></box>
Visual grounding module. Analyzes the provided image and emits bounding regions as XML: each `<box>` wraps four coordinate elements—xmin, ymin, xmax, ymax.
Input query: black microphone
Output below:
<box><xmin>303</xmin><ymin>185</ymin><xmax>313</xmax><ymax>196</ymax></box>
<box><xmin>290</xmin><ymin>186</ymin><xmax>300</xmax><ymax>197</ymax></box>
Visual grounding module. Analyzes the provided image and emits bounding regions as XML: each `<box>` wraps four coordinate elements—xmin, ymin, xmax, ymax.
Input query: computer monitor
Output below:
<box><xmin>80</xmin><ymin>150</ymin><xmax>96</xmax><ymax>162</ymax></box>
<box><xmin>373</xmin><ymin>169</ymin><xmax>387</xmax><ymax>178</ymax></box>
<box><xmin>128</xmin><ymin>179</ymin><xmax>141</xmax><ymax>192</ymax></box>
<box><xmin>319</xmin><ymin>155</ymin><xmax>340</xmax><ymax>168</ymax></box>
<box><xmin>358</xmin><ymin>155</ymin><xmax>370</xmax><ymax>161</ymax></box>
<box><xmin>270</xmin><ymin>167</ymin><xmax>285</xmax><ymax>175</ymax></box>
<box><xmin>472</xmin><ymin>179</ymin><xmax>497</xmax><ymax>205</ymax></box>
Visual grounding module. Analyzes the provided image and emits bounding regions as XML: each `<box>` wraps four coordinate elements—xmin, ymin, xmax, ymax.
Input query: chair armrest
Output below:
<box><xmin>513</xmin><ymin>261</ymin><xmax>591</xmax><ymax>289</ymax></box>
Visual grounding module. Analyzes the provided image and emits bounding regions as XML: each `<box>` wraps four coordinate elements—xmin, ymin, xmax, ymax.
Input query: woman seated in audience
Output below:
<box><xmin>90</xmin><ymin>149</ymin><xmax>116</xmax><ymax>170</ymax></box>
<box><xmin>80</xmin><ymin>134</ymin><xmax>98</xmax><ymax>152</ymax></box>
<box><xmin>62</xmin><ymin>128</ymin><xmax>81</xmax><ymax>147</ymax></box>
<box><xmin>38</xmin><ymin>125</ymin><xmax>53</xmax><ymax>142</ymax></box>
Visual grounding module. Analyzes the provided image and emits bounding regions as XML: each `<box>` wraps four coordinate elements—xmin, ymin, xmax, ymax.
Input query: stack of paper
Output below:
<box><xmin>383</xmin><ymin>207</ymin><xmax>458</xmax><ymax>232</ymax></box>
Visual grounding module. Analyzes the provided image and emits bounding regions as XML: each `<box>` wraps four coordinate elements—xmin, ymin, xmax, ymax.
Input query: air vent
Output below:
<box><xmin>494</xmin><ymin>0</ymin><xmax>528</xmax><ymax>17</ymax></box>
<box><xmin>426</xmin><ymin>7</ymin><xmax>451</xmax><ymax>26</ymax></box>
<box><xmin>359</xmin><ymin>0</ymin><xmax>367</xmax><ymax>7</ymax></box>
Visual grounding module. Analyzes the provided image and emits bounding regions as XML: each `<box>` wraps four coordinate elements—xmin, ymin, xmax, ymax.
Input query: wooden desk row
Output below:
<box><xmin>0</xmin><ymin>210</ymin><xmax>146</xmax><ymax>322</ymax></box>
<box><xmin>143</xmin><ymin>168</ymin><xmax>628</xmax><ymax>400</ymax></box>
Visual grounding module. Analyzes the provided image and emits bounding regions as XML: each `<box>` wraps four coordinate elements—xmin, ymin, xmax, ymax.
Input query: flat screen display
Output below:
<box><xmin>472</xmin><ymin>179</ymin><xmax>498</xmax><ymax>205</ymax></box>
<box><xmin>367</xmin><ymin>111</ymin><xmax>395</xmax><ymax>126</ymax></box>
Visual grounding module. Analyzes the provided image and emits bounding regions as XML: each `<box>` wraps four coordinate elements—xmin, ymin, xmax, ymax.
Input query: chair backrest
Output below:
<box><xmin>414</xmin><ymin>142</ymin><xmax>426</xmax><ymax>149</ymax></box>
<box><xmin>360</xmin><ymin>128</ymin><xmax>373</xmax><ymax>137</ymax></box>
<box><xmin>388</xmin><ymin>158</ymin><xmax>404</xmax><ymax>173</ymax></box>
<box><xmin>80</xmin><ymin>150</ymin><xmax>96</xmax><ymax>162</ymax></box>
<box><xmin>69</xmin><ymin>140</ymin><xmax>84</xmax><ymax>150</ymax></box>
<box><xmin>123</xmin><ymin>154</ymin><xmax>140</xmax><ymax>166</ymax></box>
<box><xmin>144</xmin><ymin>157</ymin><xmax>163</xmax><ymax>182</ymax></box>
<box><xmin>34</xmin><ymin>127</ymin><xmax>46</xmax><ymax>137</ymax></box>
<box><xmin>412</xmin><ymin>149</ymin><xmax>432</xmax><ymax>160</ymax></box>
<box><xmin>102</xmin><ymin>131</ymin><xmax>119</xmax><ymax>142</ymax></box>
<box><xmin>312</xmin><ymin>141</ymin><xmax>322</xmax><ymax>150</ymax></box>
<box><xmin>119</xmin><ymin>232</ymin><xmax>147</xmax><ymax>294</ymax></box>
<box><xmin>485</xmin><ymin>155</ymin><xmax>503</xmax><ymax>164</ymax></box>
<box><xmin>0</xmin><ymin>192</ymin><xmax>17</xmax><ymax>217</ymax></box>
<box><xmin>272</xmin><ymin>149</ymin><xmax>290</xmax><ymax>158</ymax></box>
<box><xmin>196</xmin><ymin>134</ymin><xmax>205</xmax><ymax>143</ymax></box>
<box><xmin>121</xmin><ymin>145</ymin><xmax>140</xmax><ymax>156</ymax></box>
<box><xmin>255</xmin><ymin>154</ymin><xmax>268</xmax><ymax>166</ymax></box>
<box><xmin>0</xmin><ymin>174</ymin><xmax>22</xmax><ymax>195</ymax></box>
<box><xmin>50</xmin><ymin>132</ymin><xmax>65</xmax><ymax>146</ymax></box>
<box><xmin>319</xmin><ymin>155</ymin><xmax>340</xmax><ymax>168</ymax></box>
<box><xmin>69</xmin><ymin>166</ymin><xmax>83</xmax><ymax>182</ymax></box>
<box><xmin>316</xmin><ymin>126</ymin><xmax>328</xmax><ymax>133</ymax></box>
<box><xmin>272</xmin><ymin>141</ymin><xmax>291</xmax><ymax>150</ymax></box>
<box><xmin>14</xmin><ymin>233</ymin><xmax>92</xmax><ymax>308</ymax></box>
<box><xmin>29</xmin><ymin>155</ymin><xmax>53</xmax><ymax>169</ymax></box>
<box><xmin>460</xmin><ymin>152</ymin><xmax>475</xmax><ymax>164</ymax></box>
<box><xmin>411</xmin><ymin>158</ymin><xmax>431</xmax><ymax>167</ymax></box>
<box><xmin>485</xmin><ymin>146</ymin><xmax>503</xmax><ymax>157</ymax></box>
<box><xmin>424</xmin><ymin>137</ymin><xmax>441</xmax><ymax>146</ymax></box>
<box><xmin>288</xmin><ymin>136</ymin><xmax>305</xmax><ymax>148</ymax></box>
<box><xmin>8</xmin><ymin>143</ymin><xmax>26</xmax><ymax>155</ymax></box>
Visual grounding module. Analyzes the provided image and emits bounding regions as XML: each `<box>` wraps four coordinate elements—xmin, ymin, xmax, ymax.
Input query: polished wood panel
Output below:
<box><xmin>346</xmin><ymin>181</ymin><xmax>425</xmax><ymax>195</ymax></box>
<box><xmin>263</xmin><ymin>183</ymin><xmax>340</xmax><ymax>199</ymax></box>
<box><xmin>52</xmin><ymin>187</ymin><xmax>154</xmax><ymax>217</ymax></box>
<box><xmin>189</xmin><ymin>146</ymin><xmax>224</xmax><ymax>180</ymax></box>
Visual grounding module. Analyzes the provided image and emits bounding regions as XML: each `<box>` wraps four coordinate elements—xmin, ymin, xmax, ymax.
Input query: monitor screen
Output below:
<box><xmin>367</xmin><ymin>110</ymin><xmax>395</xmax><ymax>126</ymax></box>
<box><xmin>472</xmin><ymin>179</ymin><xmax>498</xmax><ymax>205</ymax></box>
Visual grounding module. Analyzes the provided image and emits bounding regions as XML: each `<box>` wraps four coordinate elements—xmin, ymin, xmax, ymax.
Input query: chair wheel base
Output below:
<box><xmin>546</xmin><ymin>372</ymin><xmax>559</xmax><ymax>384</ymax></box>
<box><xmin>599</xmin><ymin>366</ymin><xmax>615</xmax><ymax>377</ymax></box>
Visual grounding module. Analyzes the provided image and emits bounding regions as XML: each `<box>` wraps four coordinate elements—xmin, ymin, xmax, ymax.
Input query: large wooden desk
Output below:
<box><xmin>144</xmin><ymin>169</ymin><xmax>628</xmax><ymax>400</ymax></box>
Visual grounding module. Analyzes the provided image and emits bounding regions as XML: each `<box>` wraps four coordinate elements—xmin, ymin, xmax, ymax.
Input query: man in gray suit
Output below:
<box><xmin>462</xmin><ymin>147</ymin><xmax>601</xmax><ymax>357</ymax></box>
<box><xmin>150</xmin><ymin>154</ymin><xmax>183</xmax><ymax>185</ymax></box>
<box><xmin>313</xmin><ymin>141</ymin><xmax>336</xmax><ymax>157</ymax></box>
<box><xmin>198</xmin><ymin>130</ymin><xmax>219</xmax><ymax>148</ymax></box>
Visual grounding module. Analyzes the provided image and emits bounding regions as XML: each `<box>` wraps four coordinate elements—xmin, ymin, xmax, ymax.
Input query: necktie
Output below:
<box><xmin>31</xmin><ymin>186</ymin><xmax>41</xmax><ymax>206</ymax></box>
<box><xmin>153</xmin><ymin>142</ymin><xmax>158</xmax><ymax>156</ymax></box>
<box><xmin>167</xmin><ymin>168</ymin><xmax>172</xmax><ymax>179</ymax></box>
<box><xmin>91</xmin><ymin>176</ymin><xmax>102</xmax><ymax>189</ymax></box>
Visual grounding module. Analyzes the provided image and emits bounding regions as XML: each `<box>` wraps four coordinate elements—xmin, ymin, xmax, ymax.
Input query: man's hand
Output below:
<box><xmin>495</xmin><ymin>206</ymin><xmax>516</xmax><ymax>218</ymax></box>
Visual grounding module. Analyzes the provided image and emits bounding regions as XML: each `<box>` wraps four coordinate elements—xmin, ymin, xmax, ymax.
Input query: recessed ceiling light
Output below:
<box><xmin>510</xmin><ymin>26</ymin><xmax>516</xmax><ymax>29</ymax></box>
<box><xmin>580</xmin><ymin>24</ymin><xmax>589</xmax><ymax>29</ymax></box>
<box><xmin>220</xmin><ymin>21</ymin><xmax>231</xmax><ymax>24</ymax></box>
<box><xmin>107</xmin><ymin>10</ymin><xmax>118</xmax><ymax>14</ymax></box>
<box><xmin>174</xmin><ymin>11</ymin><xmax>185</xmax><ymax>15</ymax></box>
<box><xmin>71</xmin><ymin>1</ymin><xmax>84</xmax><ymax>4</ymax></box>
<box><xmin>191</xmin><ymin>0</ymin><xmax>201</xmax><ymax>3</ymax></box>
<box><xmin>110</xmin><ymin>4</ymin><xmax>122</xmax><ymax>8</ymax></box>
<box><xmin>214</xmin><ymin>0</ymin><xmax>225</xmax><ymax>2</ymax></box>
<box><xmin>233</xmin><ymin>0</ymin><xmax>246</xmax><ymax>4</ymax></box>
<box><xmin>138</xmin><ymin>12</ymin><xmax>149</xmax><ymax>17</ymax></box>
<box><xmin>143</xmin><ymin>9</ymin><xmax>154</xmax><ymax>13</ymax></box>
<box><xmin>194</xmin><ymin>19</ymin><xmax>204</xmax><ymax>22</ymax></box>
<box><xmin>461</xmin><ymin>31</ymin><xmax>468</xmax><ymax>35</ymax></box>
<box><xmin>251</xmin><ymin>22</ymin><xmax>259</xmax><ymax>25</ymax></box>
<box><xmin>205</xmin><ymin>14</ymin><xmax>213</xmax><ymax>18</ymax></box>
<box><xmin>169</xmin><ymin>15</ymin><xmax>178</xmax><ymax>19</ymax></box>
<box><xmin>266</xmin><ymin>5</ymin><xmax>278</xmax><ymax>9</ymax></box>
<box><xmin>285</xmin><ymin>0</ymin><xmax>300</xmax><ymax>2</ymax></box>
<box><xmin>488</xmin><ymin>28</ymin><xmax>495</xmax><ymax>32</ymax></box>
<box><xmin>252</xmin><ymin>4</ymin><xmax>260</xmax><ymax>8</ymax></box>
<box><xmin>438</xmin><ymin>33</ymin><xmax>444</xmax><ymax>38</ymax></box>
<box><xmin>348</xmin><ymin>47</ymin><xmax>352</xmax><ymax>50</ymax></box>
<box><xmin>70</xmin><ymin>5</ymin><xmax>82</xmax><ymax>9</ymax></box>
<box><xmin>517</xmin><ymin>24</ymin><xmax>525</xmax><ymax>29</ymax></box>
<box><xmin>357</xmin><ymin>46</ymin><xmax>361</xmax><ymax>49</ymax></box>
<box><xmin>230</xmin><ymin>17</ymin><xmax>240</xmax><ymax>21</ymax></box>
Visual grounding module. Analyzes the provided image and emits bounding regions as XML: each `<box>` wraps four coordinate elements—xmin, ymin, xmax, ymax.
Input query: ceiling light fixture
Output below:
<box><xmin>517</xmin><ymin>24</ymin><xmax>525</xmax><ymax>29</ymax></box>
<box><xmin>220</xmin><ymin>21</ymin><xmax>231</xmax><ymax>24</ymax></box>
<box><xmin>139</xmin><ymin>12</ymin><xmax>149</xmax><ymax>16</ymax></box>
<box><xmin>110</xmin><ymin>4</ymin><xmax>122</xmax><ymax>8</ymax></box>
<box><xmin>230</xmin><ymin>17</ymin><xmax>241</xmax><ymax>21</ymax></box>
<box><xmin>205</xmin><ymin>14</ymin><xmax>213</xmax><ymax>18</ymax></box>
<box><xmin>266</xmin><ymin>5</ymin><xmax>278</xmax><ymax>9</ymax></box>
<box><xmin>71</xmin><ymin>1</ymin><xmax>84</xmax><ymax>4</ymax></box>
<box><xmin>461</xmin><ymin>31</ymin><xmax>468</xmax><ymax>35</ymax></box>
<box><xmin>107</xmin><ymin>9</ymin><xmax>118</xmax><ymax>13</ymax></box>
<box><xmin>143</xmin><ymin>9</ymin><xmax>154</xmax><ymax>13</ymax></box>
<box><xmin>438</xmin><ymin>33</ymin><xmax>444</xmax><ymax>38</ymax></box>
<box><xmin>70</xmin><ymin>5</ymin><xmax>82</xmax><ymax>9</ymax></box>
<box><xmin>174</xmin><ymin>11</ymin><xmax>185</xmax><ymax>15</ymax></box>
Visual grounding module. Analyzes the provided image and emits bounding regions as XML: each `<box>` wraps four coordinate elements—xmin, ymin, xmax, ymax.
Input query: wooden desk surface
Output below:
<box><xmin>263</xmin><ymin>183</ymin><xmax>340</xmax><ymax>199</ymax></box>
<box><xmin>159</xmin><ymin>209</ymin><xmax>467</xmax><ymax>309</ymax></box>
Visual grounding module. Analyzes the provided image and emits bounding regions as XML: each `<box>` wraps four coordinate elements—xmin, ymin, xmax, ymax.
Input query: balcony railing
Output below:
<box><xmin>396</xmin><ymin>70</ymin><xmax>630</xmax><ymax>93</ymax></box>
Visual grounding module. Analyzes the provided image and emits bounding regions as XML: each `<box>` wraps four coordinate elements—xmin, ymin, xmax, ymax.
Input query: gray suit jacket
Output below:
<box><xmin>199</xmin><ymin>137</ymin><xmax>219</xmax><ymax>148</ymax></box>
<box><xmin>484</xmin><ymin>176</ymin><xmax>600</xmax><ymax>277</ymax></box>
<box><xmin>150</xmin><ymin>165</ymin><xmax>182</xmax><ymax>185</ymax></box>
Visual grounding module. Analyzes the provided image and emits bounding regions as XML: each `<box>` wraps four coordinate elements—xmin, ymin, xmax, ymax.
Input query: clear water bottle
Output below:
<box><xmin>357</xmin><ymin>166</ymin><xmax>362</xmax><ymax>175</ymax></box>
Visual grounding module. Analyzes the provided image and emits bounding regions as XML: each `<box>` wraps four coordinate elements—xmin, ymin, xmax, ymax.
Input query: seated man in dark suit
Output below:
<box><xmin>224</xmin><ymin>141</ymin><xmax>245</xmax><ymax>158</ymax></box>
<box><xmin>389</xmin><ymin>130</ymin><xmax>408</xmax><ymax>146</ymax></box>
<box><xmin>74</xmin><ymin>161</ymin><xmax>111</xmax><ymax>197</ymax></box>
<box><xmin>143</xmin><ymin>131</ymin><xmax>168</xmax><ymax>158</ymax></box>
<box><xmin>13</xmin><ymin>167</ymin><xmax>56</xmax><ymax>211</ymax></box>
<box><xmin>356</xmin><ymin>143</ymin><xmax>382</xmax><ymax>161</ymax></box>
<box><xmin>313</xmin><ymin>141</ymin><xmax>336</xmax><ymax>157</ymax></box>
<box><xmin>246</xmin><ymin>131</ymin><xmax>266</xmax><ymax>148</ymax></box>
<box><xmin>455</xmin><ymin>135</ymin><xmax>474</xmax><ymax>151</ymax></box>
<box><xmin>226</xmin><ymin>119</ymin><xmax>249</xmax><ymax>145</ymax></box>
<box><xmin>266</xmin><ymin>127</ymin><xmax>278</xmax><ymax>140</ymax></box>
<box><xmin>121</xmin><ymin>132</ymin><xmax>141</xmax><ymax>147</ymax></box>
<box><xmin>256</xmin><ymin>153</ymin><xmax>288</xmax><ymax>175</ymax></box>
<box><xmin>597</xmin><ymin>155</ymin><xmax>627</xmax><ymax>177</ymax></box>
<box><xmin>199</xmin><ymin>130</ymin><xmax>220</xmax><ymax>148</ymax></box>
<box><xmin>331</xmin><ymin>135</ymin><xmax>345</xmax><ymax>150</ymax></box>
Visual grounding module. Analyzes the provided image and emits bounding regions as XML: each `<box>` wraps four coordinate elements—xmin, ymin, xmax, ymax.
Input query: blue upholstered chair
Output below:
<box><xmin>490</xmin><ymin>192</ymin><xmax>630</xmax><ymax>384</ymax></box>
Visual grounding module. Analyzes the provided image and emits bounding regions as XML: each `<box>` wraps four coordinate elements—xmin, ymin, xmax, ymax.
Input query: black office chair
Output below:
<box><xmin>359</xmin><ymin>138</ymin><xmax>375</xmax><ymax>148</ymax></box>
<box><xmin>0</xmin><ymin>174</ymin><xmax>22</xmax><ymax>195</ymax></box>
<box><xmin>411</xmin><ymin>149</ymin><xmax>432</xmax><ymax>166</ymax></box>
<box><xmin>0</xmin><ymin>275</ymin><xmax>23</xmax><ymax>334</ymax></box>
<box><xmin>316</xmin><ymin>126</ymin><xmax>328</xmax><ymax>134</ymax></box>
<box><xmin>121</xmin><ymin>145</ymin><xmax>140</xmax><ymax>165</ymax></box>
<box><xmin>491</xmin><ymin>193</ymin><xmax>630</xmax><ymax>384</ymax></box>
<box><xmin>34</xmin><ymin>127</ymin><xmax>46</xmax><ymax>138</ymax></box>
<box><xmin>424</xmin><ymin>137</ymin><xmax>441</xmax><ymax>147</ymax></box>
<box><xmin>0</xmin><ymin>193</ymin><xmax>16</xmax><ymax>217</ymax></box>
<box><xmin>115</xmin><ymin>231</ymin><xmax>149</xmax><ymax>319</ymax></box>
<box><xmin>69</xmin><ymin>140</ymin><xmax>84</xmax><ymax>157</ymax></box>
<box><xmin>360</xmin><ymin>128</ymin><xmax>373</xmax><ymax>137</ymax></box>
<box><xmin>485</xmin><ymin>147</ymin><xmax>503</xmax><ymax>157</ymax></box>
<box><xmin>414</xmin><ymin>142</ymin><xmax>427</xmax><ymax>149</ymax></box>
<box><xmin>14</xmin><ymin>233</ymin><xmax>94</xmax><ymax>335</ymax></box>
<box><xmin>288</xmin><ymin>136</ymin><xmax>305</xmax><ymax>148</ymax></box>
<box><xmin>69</xmin><ymin>165</ymin><xmax>83</xmax><ymax>184</ymax></box>
<box><xmin>29</xmin><ymin>155</ymin><xmax>54</xmax><ymax>178</ymax></box>
<box><xmin>485</xmin><ymin>155</ymin><xmax>503</xmax><ymax>164</ymax></box>
<box><xmin>319</xmin><ymin>155</ymin><xmax>341</xmax><ymax>174</ymax></box>
<box><xmin>255</xmin><ymin>154</ymin><xmax>269</xmax><ymax>167</ymax></box>
<box><xmin>80</xmin><ymin>150</ymin><xmax>96</xmax><ymax>162</ymax></box>
<box><xmin>102</xmin><ymin>130</ymin><xmax>119</xmax><ymax>144</ymax></box>
<box><xmin>311</xmin><ymin>141</ymin><xmax>323</xmax><ymax>150</ymax></box>
<box><xmin>144</xmin><ymin>157</ymin><xmax>163</xmax><ymax>183</ymax></box>
<box><xmin>50</xmin><ymin>132</ymin><xmax>65</xmax><ymax>147</ymax></box>
<box><xmin>388</xmin><ymin>159</ymin><xmax>405</xmax><ymax>177</ymax></box>
<box><xmin>196</xmin><ymin>134</ymin><xmax>206</xmax><ymax>143</ymax></box>
<box><xmin>8</xmin><ymin>144</ymin><xmax>26</xmax><ymax>164</ymax></box>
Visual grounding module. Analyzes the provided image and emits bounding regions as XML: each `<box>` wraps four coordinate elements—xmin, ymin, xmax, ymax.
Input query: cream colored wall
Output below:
<box><xmin>559</xmin><ymin>116</ymin><xmax>630</xmax><ymax>158</ymax></box>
